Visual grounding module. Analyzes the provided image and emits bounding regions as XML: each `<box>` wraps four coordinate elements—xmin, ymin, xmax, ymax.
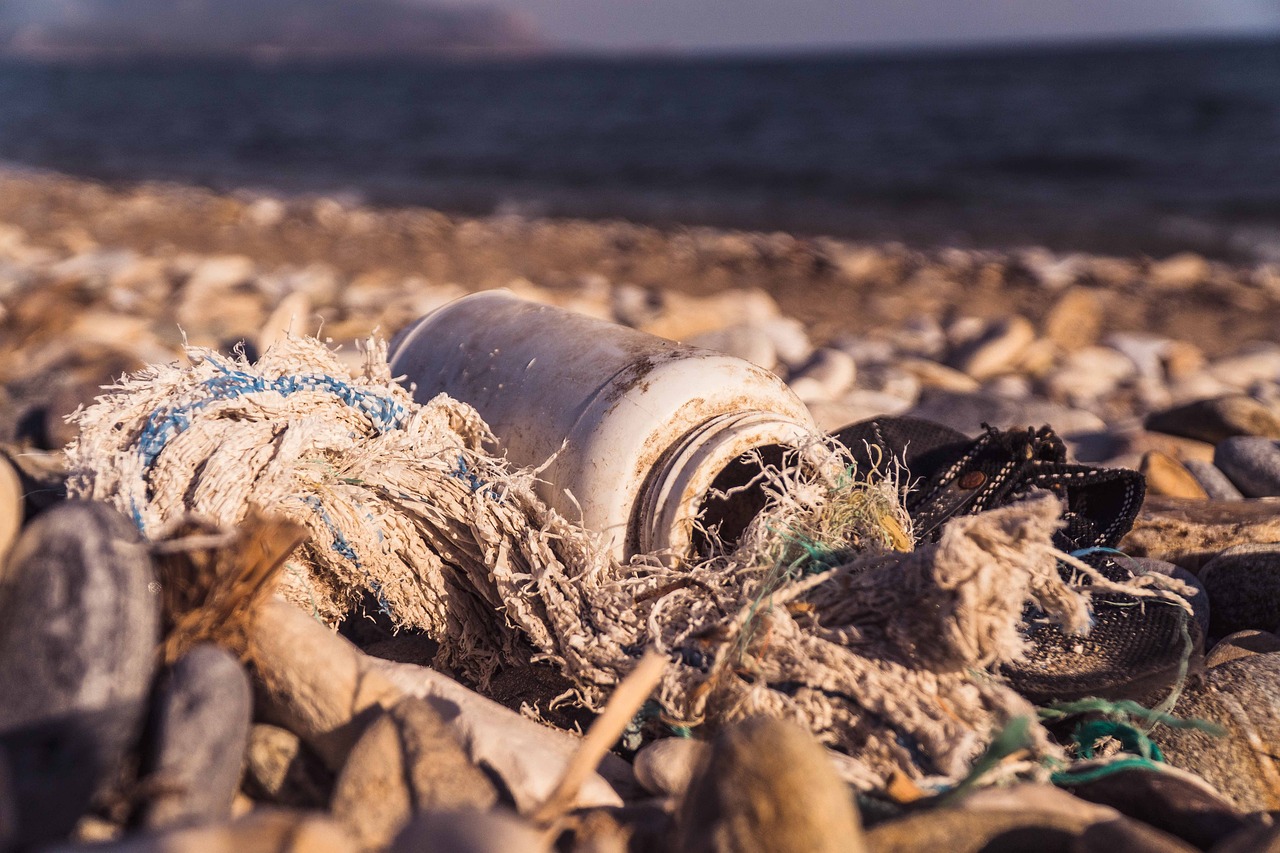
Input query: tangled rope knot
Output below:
<box><xmin>65</xmin><ymin>335</ymin><xmax>1194</xmax><ymax>790</ymax></box>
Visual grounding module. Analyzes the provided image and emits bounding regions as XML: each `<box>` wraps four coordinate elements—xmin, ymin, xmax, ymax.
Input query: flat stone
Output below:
<box><xmin>1149</xmin><ymin>252</ymin><xmax>1210</xmax><ymax>290</ymax></box>
<box><xmin>1159</xmin><ymin>653</ymin><xmax>1280</xmax><ymax>812</ymax></box>
<box><xmin>905</xmin><ymin>389</ymin><xmax>1105</xmax><ymax>438</ymax></box>
<box><xmin>0</xmin><ymin>501</ymin><xmax>159</xmax><ymax>848</ymax></box>
<box><xmin>1182</xmin><ymin>460</ymin><xmax>1244</xmax><ymax>501</ymax></box>
<box><xmin>1141</xmin><ymin>451</ymin><xmax>1208</xmax><ymax>499</ymax></box>
<box><xmin>1146</xmin><ymin>396</ymin><xmax>1280</xmax><ymax>444</ymax></box>
<box><xmin>807</xmin><ymin>394</ymin><xmax>912</xmax><ymax>433</ymax></box>
<box><xmin>950</xmin><ymin>316</ymin><xmax>1036</xmax><ymax>381</ymax></box>
<box><xmin>1198</xmin><ymin>544</ymin><xmax>1280</xmax><ymax>637</ymax></box>
<box><xmin>894</xmin><ymin>357</ymin><xmax>979</xmax><ymax>392</ymax></box>
<box><xmin>1207</xmin><ymin>346</ymin><xmax>1280</xmax><ymax>389</ymax></box>
<box><xmin>1215</xmin><ymin>436</ymin><xmax>1280</xmax><ymax>497</ymax></box>
<box><xmin>758</xmin><ymin>316</ymin><xmax>813</xmax><ymax>370</ymax></box>
<box><xmin>676</xmin><ymin>716</ymin><xmax>863</xmax><ymax>853</ymax></box>
<box><xmin>1206</xmin><ymin>629</ymin><xmax>1280</xmax><ymax>668</ymax></box>
<box><xmin>1045</xmin><ymin>346</ymin><xmax>1135</xmax><ymax>405</ymax></box>
<box><xmin>1121</xmin><ymin>496</ymin><xmax>1280</xmax><ymax>573</ymax></box>
<box><xmin>138</xmin><ymin>644</ymin><xmax>252</xmax><ymax>830</ymax></box>
<box><xmin>634</xmin><ymin>737</ymin><xmax>709</xmax><ymax>798</ymax></box>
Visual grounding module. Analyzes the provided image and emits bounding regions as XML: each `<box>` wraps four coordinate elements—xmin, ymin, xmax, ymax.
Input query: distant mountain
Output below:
<box><xmin>0</xmin><ymin>0</ymin><xmax>544</xmax><ymax>60</ymax></box>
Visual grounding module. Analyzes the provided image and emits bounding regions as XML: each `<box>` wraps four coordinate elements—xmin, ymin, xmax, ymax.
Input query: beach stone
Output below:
<box><xmin>856</xmin><ymin>364</ymin><xmax>921</xmax><ymax>404</ymax></box>
<box><xmin>331</xmin><ymin>697</ymin><xmax>497</xmax><ymax>850</ymax></box>
<box><xmin>44</xmin><ymin>810</ymin><xmax>357</xmax><ymax>853</ymax></box>
<box><xmin>1042</xmin><ymin>287</ymin><xmax>1102</xmax><ymax>351</ymax></box>
<box><xmin>1045</xmin><ymin>346</ymin><xmax>1135</xmax><ymax>404</ymax></box>
<box><xmin>1112</xmin><ymin>428</ymin><xmax>1216</xmax><ymax>465</ymax></box>
<box><xmin>1206</xmin><ymin>630</ymin><xmax>1280</xmax><ymax>668</ymax></box>
<box><xmin>676</xmin><ymin>716</ymin><xmax>863</xmax><ymax>853</ymax></box>
<box><xmin>1198</xmin><ymin>544</ymin><xmax>1280</xmax><ymax>637</ymax></box>
<box><xmin>1215</xmin><ymin>436</ymin><xmax>1280</xmax><ymax>497</ymax></box>
<box><xmin>1062</xmin><ymin>766</ymin><xmax>1247</xmax><ymax>850</ymax></box>
<box><xmin>905</xmin><ymin>389</ymin><xmax>1105</xmax><ymax>438</ymax></box>
<box><xmin>808</xmin><ymin>395</ymin><xmax>911</xmax><ymax>432</ymax></box>
<box><xmin>0</xmin><ymin>501</ymin><xmax>160</xmax><ymax>848</ymax></box>
<box><xmin>257</xmin><ymin>291</ymin><xmax>312</xmax><ymax>354</ymax></box>
<box><xmin>1141</xmin><ymin>451</ymin><xmax>1209</xmax><ymax>499</ymax></box>
<box><xmin>634</xmin><ymin>737</ymin><xmax>709</xmax><ymax>798</ymax></box>
<box><xmin>889</xmin><ymin>315</ymin><xmax>946</xmax><ymax>359</ymax></box>
<box><xmin>1208</xmin><ymin>346</ymin><xmax>1280</xmax><ymax>389</ymax></box>
<box><xmin>611</xmin><ymin>284</ymin><xmax>664</xmax><ymax>328</ymax></box>
<box><xmin>863</xmin><ymin>784</ymin><xmax>1154</xmax><ymax>853</ymax></box>
<box><xmin>1145</xmin><ymin>395</ymin><xmax>1280</xmax><ymax>444</ymax></box>
<box><xmin>687</xmin><ymin>324</ymin><xmax>777</xmax><ymax>370</ymax></box>
<box><xmin>950</xmin><ymin>315</ymin><xmax>1036</xmax><ymax>380</ymax></box>
<box><xmin>894</xmin><ymin>357</ymin><xmax>979</xmax><ymax>392</ymax></box>
<box><xmin>1149</xmin><ymin>252</ymin><xmax>1210</xmax><ymax>290</ymax></box>
<box><xmin>389</xmin><ymin>809</ymin><xmax>543</xmax><ymax>853</ymax></box>
<box><xmin>982</xmin><ymin>374</ymin><xmax>1033</xmax><ymax>400</ymax></box>
<box><xmin>758</xmin><ymin>316</ymin><xmax>813</xmax><ymax>370</ymax></box>
<box><xmin>1121</xmin><ymin>496</ymin><xmax>1280</xmax><ymax>573</ymax></box>
<box><xmin>0</xmin><ymin>454</ymin><xmax>19</xmax><ymax>564</ymax></box>
<box><xmin>243</xmin><ymin>724</ymin><xmax>332</xmax><ymax>809</ymax></box>
<box><xmin>1158</xmin><ymin>653</ymin><xmax>1280</xmax><ymax>812</ymax></box>
<box><xmin>1183</xmin><ymin>459</ymin><xmax>1244</xmax><ymax>500</ymax></box>
<box><xmin>138</xmin><ymin>644</ymin><xmax>252</xmax><ymax>830</ymax></box>
<box><xmin>835</xmin><ymin>336</ymin><xmax>895</xmax><ymax>367</ymax></box>
<box><xmin>788</xmin><ymin>348</ymin><xmax>856</xmax><ymax>403</ymax></box>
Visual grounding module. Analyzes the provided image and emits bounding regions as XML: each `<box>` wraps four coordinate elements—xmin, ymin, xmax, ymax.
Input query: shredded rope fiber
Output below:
<box><xmin>65</xmin><ymin>335</ymin><xmax>1197</xmax><ymax>790</ymax></box>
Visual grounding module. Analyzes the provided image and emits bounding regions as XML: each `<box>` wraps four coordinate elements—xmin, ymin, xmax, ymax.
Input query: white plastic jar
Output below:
<box><xmin>390</xmin><ymin>291</ymin><xmax>819</xmax><ymax>561</ymax></box>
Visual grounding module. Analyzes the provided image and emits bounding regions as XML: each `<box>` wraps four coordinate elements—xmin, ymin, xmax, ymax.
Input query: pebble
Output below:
<box><xmin>1139</xmin><ymin>451</ymin><xmax>1208</xmax><ymax>499</ymax></box>
<box><xmin>894</xmin><ymin>357</ymin><xmax>979</xmax><ymax>392</ymax></box>
<box><xmin>1182</xmin><ymin>459</ymin><xmax>1244</xmax><ymax>500</ymax></box>
<box><xmin>634</xmin><ymin>737</ymin><xmax>709</xmax><ymax>798</ymax></box>
<box><xmin>1122</xmin><ymin>496</ymin><xmax>1280</xmax><ymax>573</ymax></box>
<box><xmin>0</xmin><ymin>502</ymin><xmax>159</xmax><ymax>848</ymax></box>
<box><xmin>138</xmin><ymin>644</ymin><xmax>253</xmax><ymax>830</ymax></box>
<box><xmin>1145</xmin><ymin>395</ymin><xmax>1280</xmax><ymax>444</ymax></box>
<box><xmin>1042</xmin><ymin>287</ymin><xmax>1102</xmax><ymax>351</ymax></box>
<box><xmin>0</xmin><ymin>454</ymin><xmax>19</xmax><ymax>563</ymax></box>
<box><xmin>1214</xmin><ymin>436</ymin><xmax>1280</xmax><ymax>497</ymax></box>
<box><xmin>1198</xmin><ymin>544</ymin><xmax>1280</xmax><ymax>637</ymax></box>
<box><xmin>1062</xmin><ymin>766</ymin><xmax>1247</xmax><ymax>850</ymax></box>
<box><xmin>242</xmin><ymin>724</ymin><xmax>332</xmax><ymax>810</ymax></box>
<box><xmin>1148</xmin><ymin>252</ymin><xmax>1210</xmax><ymax>290</ymax></box>
<box><xmin>1045</xmin><ymin>345</ymin><xmax>1135</xmax><ymax>405</ymax></box>
<box><xmin>787</xmin><ymin>348</ymin><xmax>856</xmax><ymax>403</ymax></box>
<box><xmin>1206</xmin><ymin>629</ymin><xmax>1280</xmax><ymax>668</ymax></box>
<box><xmin>389</xmin><ymin>809</ymin><xmax>543</xmax><ymax>853</ymax></box>
<box><xmin>1159</xmin><ymin>653</ymin><xmax>1280</xmax><ymax>812</ymax></box>
<box><xmin>676</xmin><ymin>716</ymin><xmax>863</xmax><ymax>853</ymax></box>
<box><xmin>757</xmin><ymin>316</ymin><xmax>813</xmax><ymax>371</ymax></box>
<box><xmin>331</xmin><ymin>698</ymin><xmax>497</xmax><ymax>851</ymax></box>
<box><xmin>43</xmin><ymin>810</ymin><xmax>358</xmax><ymax>853</ymax></box>
<box><xmin>686</xmin><ymin>324</ymin><xmax>777</xmax><ymax>370</ymax></box>
<box><xmin>906</xmin><ymin>389</ymin><xmax>1105</xmax><ymax>438</ymax></box>
<box><xmin>1208</xmin><ymin>346</ymin><xmax>1280</xmax><ymax>389</ymax></box>
<box><xmin>950</xmin><ymin>315</ymin><xmax>1036</xmax><ymax>381</ymax></box>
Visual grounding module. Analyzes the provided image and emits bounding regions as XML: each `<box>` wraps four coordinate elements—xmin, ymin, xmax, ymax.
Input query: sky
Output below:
<box><xmin>472</xmin><ymin>0</ymin><xmax>1280</xmax><ymax>52</ymax></box>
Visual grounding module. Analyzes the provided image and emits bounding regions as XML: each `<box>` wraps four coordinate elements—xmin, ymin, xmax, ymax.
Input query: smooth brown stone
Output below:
<box><xmin>1146</xmin><ymin>395</ymin><xmax>1280</xmax><ymax>445</ymax></box>
<box><xmin>1141</xmin><ymin>451</ymin><xmax>1209</xmax><ymax>499</ymax></box>
<box><xmin>1206</xmin><ymin>630</ymin><xmax>1280</xmax><ymax>668</ymax></box>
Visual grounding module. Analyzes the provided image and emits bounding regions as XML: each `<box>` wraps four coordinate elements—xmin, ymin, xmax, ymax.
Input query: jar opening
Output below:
<box><xmin>690</xmin><ymin>444</ymin><xmax>789</xmax><ymax>558</ymax></box>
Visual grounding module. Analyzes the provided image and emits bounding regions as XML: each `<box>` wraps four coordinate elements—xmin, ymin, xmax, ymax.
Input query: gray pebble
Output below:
<box><xmin>1181</xmin><ymin>459</ymin><xmax>1244</xmax><ymax>501</ymax></box>
<box><xmin>1214</xmin><ymin>436</ymin><xmax>1280</xmax><ymax>497</ymax></box>
<box><xmin>138</xmin><ymin>644</ymin><xmax>252</xmax><ymax>829</ymax></box>
<box><xmin>0</xmin><ymin>501</ymin><xmax>159</xmax><ymax>848</ymax></box>
<box><xmin>906</xmin><ymin>389</ymin><xmax>1105</xmax><ymax>438</ymax></box>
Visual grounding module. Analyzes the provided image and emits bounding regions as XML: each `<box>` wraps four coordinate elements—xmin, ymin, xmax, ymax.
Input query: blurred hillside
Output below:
<box><xmin>0</xmin><ymin>0</ymin><xmax>543</xmax><ymax>60</ymax></box>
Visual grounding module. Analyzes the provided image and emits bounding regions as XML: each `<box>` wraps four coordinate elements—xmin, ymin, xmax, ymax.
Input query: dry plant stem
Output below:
<box><xmin>532</xmin><ymin>649</ymin><xmax>667</xmax><ymax>826</ymax></box>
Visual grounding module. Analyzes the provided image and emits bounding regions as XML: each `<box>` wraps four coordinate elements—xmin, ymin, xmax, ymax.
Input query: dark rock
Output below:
<box><xmin>1206</xmin><ymin>630</ymin><xmax>1280</xmax><ymax>668</ymax></box>
<box><xmin>1120</xmin><ymin>496</ymin><xmax>1280</xmax><ymax>574</ymax></box>
<box><xmin>1145</xmin><ymin>396</ymin><xmax>1280</xmax><ymax>445</ymax></box>
<box><xmin>0</xmin><ymin>501</ymin><xmax>159</xmax><ymax>848</ymax></box>
<box><xmin>1062</xmin><ymin>767</ymin><xmax>1247</xmax><ymax>850</ymax></box>
<box><xmin>677</xmin><ymin>716</ymin><xmax>864</xmax><ymax>853</ymax></box>
<box><xmin>1215</xmin><ymin>436</ymin><xmax>1280</xmax><ymax>497</ymax></box>
<box><xmin>1199</xmin><ymin>545</ymin><xmax>1280</xmax><ymax>637</ymax></box>
<box><xmin>137</xmin><ymin>644</ymin><xmax>252</xmax><ymax>829</ymax></box>
<box><xmin>1182</xmin><ymin>459</ymin><xmax>1244</xmax><ymax>501</ymax></box>
<box><xmin>1158</xmin><ymin>653</ymin><xmax>1280</xmax><ymax>812</ymax></box>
